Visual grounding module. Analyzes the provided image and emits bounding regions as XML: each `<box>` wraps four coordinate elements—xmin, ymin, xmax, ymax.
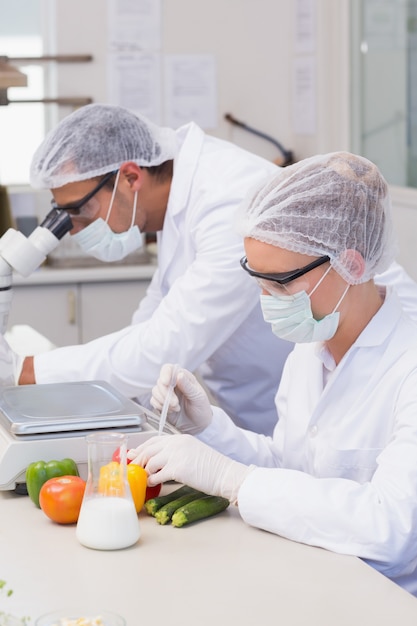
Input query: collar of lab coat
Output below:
<box><xmin>167</xmin><ymin>122</ymin><xmax>205</xmax><ymax>218</ymax></box>
<box><xmin>156</xmin><ymin>122</ymin><xmax>205</xmax><ymax>280</ymax></box>
<box><xmin>314</xmin><ymin>286</ymin><xmax>406</xmax><ymax>386</ymax></box>
<box><xmin>315</xmin><ymin>286</ymin><xmax>404</xmax><ymax>363</ymax></box>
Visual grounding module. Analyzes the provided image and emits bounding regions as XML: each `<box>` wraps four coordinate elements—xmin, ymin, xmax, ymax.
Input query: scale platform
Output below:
<box><xmin>0</xmin><ymin>380</ymin><xmax>168</xmax><ymax>491</ymax></box>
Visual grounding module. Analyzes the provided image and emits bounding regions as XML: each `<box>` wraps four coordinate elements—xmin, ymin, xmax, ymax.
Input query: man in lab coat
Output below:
<box><xmin>2</xmin><ymin>104</ymin><xmax>417</xmax><ymax>437</ymax></box>
<box><xmin>6</xmin><ymin>103</ymin><xmax>293</xmax><ymax>435</ymax></box>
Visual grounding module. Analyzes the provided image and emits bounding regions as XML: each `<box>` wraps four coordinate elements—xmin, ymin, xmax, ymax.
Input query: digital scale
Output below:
<box><xmin>0</xmin><ymin>380</ymin><xmax>171</xmax><ymax>491</ymax></box>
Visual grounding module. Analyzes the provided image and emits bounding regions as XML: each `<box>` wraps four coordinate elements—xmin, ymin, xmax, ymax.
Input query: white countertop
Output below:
<box><xmin>1</xmin><ymin>486</ymin><xmax>417</xmax><ymax>625</ymax></box>
<box><xmin>11</xmin><ymin>262</ymin><xmax>156</xmax><ymax>286</ymax></box>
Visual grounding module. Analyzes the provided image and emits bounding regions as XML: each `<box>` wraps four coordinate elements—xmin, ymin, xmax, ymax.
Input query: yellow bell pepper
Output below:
<box><xmin>99</xmin><ymin>461</ymin><xmax>147</xmax><ymax>512</ymax></box>
<box><xmin>98</xmin><ymin>461</ymin><xmax>124</xmax><ymax>496</ymax></box>
<box><xmin>127</xmin><ymin>463</ymin><xmax>148</xmax><ymax>512</ymax></box>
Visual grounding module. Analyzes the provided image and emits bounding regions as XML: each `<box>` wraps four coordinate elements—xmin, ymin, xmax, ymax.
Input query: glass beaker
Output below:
<box><xmin>76</xmin><ymin>432</ymin><xmax>141</xmax><ymax>550</ymax></box>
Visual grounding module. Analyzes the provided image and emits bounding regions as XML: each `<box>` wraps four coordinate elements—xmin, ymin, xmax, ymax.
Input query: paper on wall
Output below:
<box><xmin>107</xmin><ymin>0</ymin><xmax>161</xmax><ymax>51</ymax></box>
<box><xmin>107</xmin><ymin>51</ymin><xmax>162</xmax><ymax>124</ymax></box>
<box><xmin>164</xmin><ymin>54</ymin><xmax>217</xmax><ymax>130</ymax></box>
<box><xmin>292</xmin><ymin>55</ymin><xmax>316</xmax><ymax>135</ymax></box>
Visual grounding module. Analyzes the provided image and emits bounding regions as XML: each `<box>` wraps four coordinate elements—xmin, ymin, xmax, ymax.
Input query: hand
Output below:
<box><xmin>0</xmin><ymin>334</ymin><xmax>23</xmax><ymax>386</ymax></box>
<box><xmin>151</xmin><ymin>364</ymin><xmax>213</xmax><ymax>435</ymax></box>
<box><xmin>128</xmin><ymin>434</ymin><xmax>253</xmax><ymax>504</ymax></box>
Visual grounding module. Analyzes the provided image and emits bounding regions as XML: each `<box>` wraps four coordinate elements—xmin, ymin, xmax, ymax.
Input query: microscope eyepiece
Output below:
<box><xmin>40</xmin><ymin>208</ymin><xmax>73</xmax><ymax>240</ymax></box>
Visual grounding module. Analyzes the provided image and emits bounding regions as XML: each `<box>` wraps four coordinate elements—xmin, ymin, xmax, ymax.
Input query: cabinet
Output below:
<box><xmin>79</xmin><ymin>280</ymin><xmax>149</xmax><ymax>342</ymax></box>
<box><xmin>6</xmin><ymin>265</ymin><xmax>155</xmax><ymax>347</ymax></box>
<box><xmin>8</xmin><ymin>283</ymin><xmax>80</xmax><ymax>346</ymax></box>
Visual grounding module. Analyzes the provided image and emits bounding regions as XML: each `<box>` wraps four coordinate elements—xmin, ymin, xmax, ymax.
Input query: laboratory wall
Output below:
<box><xmin>46</xmin><ymin>0</ymin><xmax>417</xmax><ymax>279</ymax></box>
<box><xmin>49</xmin><ymin>0</ymin><xmax>350</xmax><ymax>163</ymax></box>
<box><xmin>12</xmin><ymin>0</ymin><xmax>417</xmax><ymax>279</ymax></box>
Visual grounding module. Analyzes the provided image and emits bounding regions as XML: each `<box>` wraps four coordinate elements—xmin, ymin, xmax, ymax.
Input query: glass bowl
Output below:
<box><xmin>35</xmin><ymin>610</ymin><xmax>125</xmax><ymax>626</ymax></box>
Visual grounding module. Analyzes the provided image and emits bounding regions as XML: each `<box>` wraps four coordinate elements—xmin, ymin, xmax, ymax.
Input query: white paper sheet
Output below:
<box><xmin>164</xmin><ymin>54</ymin><xmax>217</xmax><ymax>130</ymax></box>
<box><xmin>107</xmin><ymin>51</ymin><xmax>161</xmax><ymax>123</ymax></box>
<box><xmin>294</xmin><ymin>0</ymin><xmax>316</xmax><ymax>54</ymax></box>
<box><xmin>107</xmin><ymin>0</ymin><xmax>161</xmax><ymax>50</ymax></box>
<box><xmin>292</xmin><ymin>56</ymin><xmax>316</xmax><ymax>135</ymax></box>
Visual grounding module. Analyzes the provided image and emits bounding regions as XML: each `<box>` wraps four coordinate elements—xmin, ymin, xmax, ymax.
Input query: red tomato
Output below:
<box><xmin>39</xmin><ymin>475</ymin><xmax>86</xmax><ymax>524</ymax></box>
<box><xmin>112</xmin><ymin>446</ymin><xmax>132</xmax><ymax>464</ymax></box>
<box><xmin>145</xmin><ymin>483</ymin><xmax>162</xmax><ymax>500</ymax></box>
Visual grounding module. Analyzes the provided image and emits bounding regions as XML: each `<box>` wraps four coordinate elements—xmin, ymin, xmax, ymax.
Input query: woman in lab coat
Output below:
<box><xmin>129</xmin><ymin>152</ymin><xmax>417</xmax><ymax>596</ymax></box>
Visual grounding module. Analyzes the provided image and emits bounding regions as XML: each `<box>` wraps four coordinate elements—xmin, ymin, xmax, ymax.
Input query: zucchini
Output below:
<box><xmin>155</xmin><ymin>490</ymin><xmax>207</xmax><ymax>525</ymax></box>
<box><xmin>145</xmin><ymin>485</ymin><xmax>201</xmax><ymax>516</ymax></box>
<box><xmin>171</xmin><ymin>495</ymin><xmax>230</xmax><ymax>528</ymax></box>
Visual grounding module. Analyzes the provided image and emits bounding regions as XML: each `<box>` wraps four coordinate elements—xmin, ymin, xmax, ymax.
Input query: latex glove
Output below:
<box><xmin>150</xmin><ymin>364</ymin><xmax>213</xmax><ymax>435</ymax></box>
<box><xmin>0</xmin><ymin>334</ymin><xmax>24</xmax><ymax>386</ymax></box>
<box><xmin>128</xmin><ymin>434</ymin><xmax>253</xmax><ymax>504</ymax></box>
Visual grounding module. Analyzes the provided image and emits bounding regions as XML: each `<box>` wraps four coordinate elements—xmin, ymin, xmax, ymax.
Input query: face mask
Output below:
<box><xmin>260</xmin><ymin>266</ymin><xmax>350</xmax><ymax>343</ymax></box>
<box><xmin>72</xmin><ymin>171</ymin><xmax>143</xmax><ymax>262</ymax></box>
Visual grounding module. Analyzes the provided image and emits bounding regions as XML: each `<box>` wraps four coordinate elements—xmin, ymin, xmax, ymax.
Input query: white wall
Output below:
<box><xmin>38</xmin><ymin>0</ymin><xmax>417</xmax><ymax>280</ymax></box>
<box><xmin>48</xmin><ymin>0</ymin><xmax>350</xmax><ymax>161</ymax></box>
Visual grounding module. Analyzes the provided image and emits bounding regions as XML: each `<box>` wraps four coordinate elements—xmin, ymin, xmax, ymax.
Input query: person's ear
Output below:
<box><xmin>119</xmin><ymin>162</ymin><xmax>143</xmax><ymax>191</ymax></box>
<box><xmin>339</xmin><ymin>249</ymin><xmax>366</xmax><ymax>280</ymax></box>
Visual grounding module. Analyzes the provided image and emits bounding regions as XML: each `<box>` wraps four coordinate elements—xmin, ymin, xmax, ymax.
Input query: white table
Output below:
<box><xmin>1</xmin><ymin>488</ymin><xmax>417</xmax><ymax>625</ymax></box>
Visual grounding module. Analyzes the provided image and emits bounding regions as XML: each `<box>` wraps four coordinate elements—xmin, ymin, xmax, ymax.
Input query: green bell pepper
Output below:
<box><xmin>25</xmin><ymin>458</ymin><xmax>79</xmax><ymax>508</ymax></box>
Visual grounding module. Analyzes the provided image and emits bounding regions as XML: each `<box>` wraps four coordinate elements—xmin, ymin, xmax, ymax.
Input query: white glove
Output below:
<box><xmin>0</xmin><ymin>334</ymin><xmax>24</xmax><ymax>386</ymax></box>
<box><xmin>128</xmin><ymin>434</ymin><xmax>253</xmax><ymax>504</ymax></box>
<box><xmin>150</xmin><ymin>364</ymin><xmax>213</xmax><ymax>435</ymax></box>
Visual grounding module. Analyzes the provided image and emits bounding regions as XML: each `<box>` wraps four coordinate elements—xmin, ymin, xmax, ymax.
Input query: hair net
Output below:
<box><xmin>30</xmin><ymin>103</ymin><xmax>178</xmax><ymax>188</ymax></box>
<box><xmin>236</xmin><ymin>151</ymin><xmax>397</xmax><ymax>284</ymax></box>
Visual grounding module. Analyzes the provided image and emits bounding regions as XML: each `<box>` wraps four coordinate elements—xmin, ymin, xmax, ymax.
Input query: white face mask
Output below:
<box><xmin>72</xmin><ymin>171</ymin><xmax>143</xmax><ymax>262</ymax></box>
<box><xmin>260</xmin><ymin>266</ymin><xmax>350</xmax><ymax>343</ymax></box>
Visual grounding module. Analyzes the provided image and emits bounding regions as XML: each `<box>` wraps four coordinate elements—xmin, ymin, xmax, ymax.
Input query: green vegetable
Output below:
<box><xmin>171</xmin><ymin>495</ymin><xmax>230</xmax><ymax>527</ymax></box>
<box><xmin>0</xmin><ymin>580</ymin><xmax>30</xmax><ymax>625</ymax></box>
<box><xmin>0</xmin><ymin>580</ymin><xmax>13</xmax><ymax>597</ymax></box>
<box><xmin>145</xmin><ymin>484</ymin><xmax>200</xmax><ymax>516</ymax></box>
<box><xmin>25</xmin><ymin>458</ymin><xmax>79</xmax><ymax>508</ymax></box>
<box><xmin>154</xmin><ymin>490</ymin><xmax>206</xmax><ymax>525</ymax></box>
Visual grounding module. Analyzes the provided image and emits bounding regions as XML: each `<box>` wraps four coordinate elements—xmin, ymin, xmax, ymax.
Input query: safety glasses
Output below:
<box><xmin>240</xmin><ymin>254</ymin><xmax>330</xmax><ymax>286</ymax></box>
<box><xmin>50</xmin><ymin>170</ymin><xmax>118</xmax><ymax>215</ymax></box>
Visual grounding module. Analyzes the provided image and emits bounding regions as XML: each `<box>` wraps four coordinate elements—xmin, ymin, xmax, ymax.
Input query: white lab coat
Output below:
<box><xmin>198</xmin><ymin>287</ymin><xmax>417</xmax><ymax>595</ymax></box>
<box><xmin>33</xmin><ymin>122</ymin><xmax>293</xmax><ymax>435</ymax></box>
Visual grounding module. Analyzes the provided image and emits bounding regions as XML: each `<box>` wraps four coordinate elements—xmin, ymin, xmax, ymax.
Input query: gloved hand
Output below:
<box><xmin>150</xmin><ymin>364</ymin><xmax>213</xmax><ymax>435</ymax></box>
<box><xmin>0</xmin><ymin>334</ymin><xmax>24</xmax><ymax>386</ymax></box>
<box><xmin>128</xmin><ymin>434</ymin><xmax>253</xmax><ymax>505</ymax></box>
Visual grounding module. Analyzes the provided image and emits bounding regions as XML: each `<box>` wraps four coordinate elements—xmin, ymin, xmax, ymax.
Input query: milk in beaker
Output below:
<box><xmin>76</xmin><ymin>497</ymin><xmax>140</xmax><ymax>550</ymax></box>
<box><xmin>76</xmin><ymin>432</ymin><xmax>141</xmax><ymax>550</ymax></box>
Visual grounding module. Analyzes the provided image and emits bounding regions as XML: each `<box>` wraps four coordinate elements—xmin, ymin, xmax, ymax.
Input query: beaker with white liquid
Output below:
<box><xmin>76</xmin><ymin>432</ymin><xmax>141</xmax><ymax>550</ymax></box>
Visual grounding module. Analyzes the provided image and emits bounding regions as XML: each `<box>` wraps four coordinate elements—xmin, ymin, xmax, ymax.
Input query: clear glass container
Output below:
<box><xmin>35</xmin><ymin>609</ymin><xmax>126</xmax><ymax>626</ymax></box>
<box><xmin>76</xmin><ymin>432</ymin><xmax>140</xmax><ymax>550</ymax></box>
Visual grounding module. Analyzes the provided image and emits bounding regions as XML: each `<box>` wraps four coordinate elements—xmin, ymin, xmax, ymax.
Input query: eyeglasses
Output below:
<box><xmin>240</xmin><ymin>254</ymin><xmax>330</xmax><ymax>286</ymax></box>
<box><xmin>50</xmin><ymin>170</ymin><xmax>118</xmax><ymax>215</ymax></box>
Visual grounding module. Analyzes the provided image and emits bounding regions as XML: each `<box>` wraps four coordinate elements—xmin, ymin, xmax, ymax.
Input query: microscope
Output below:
<box><xmin>0</xmin><ymin>207</ymin><xmax>162</xmax><ymax>491</ymax></box>
<box><xmin>0</xmin><ymin>207</ymin><xmax>73</xmax><ymax>333</ymax></box>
